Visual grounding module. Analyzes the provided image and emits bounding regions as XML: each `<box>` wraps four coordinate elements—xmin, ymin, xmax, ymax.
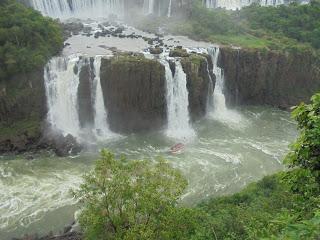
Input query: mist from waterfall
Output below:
<box><xmin>44</xmin><ymin>55</ymin><xmax>82</xmax><ymax>138</ymax></box>
<box><xmin>143</xmin><ymin>0</ymin><xmax>155</xmax><ymax>15</ymax></box>
<box><xmin>44</xmin><ymin>55</ymin><xmax>115</xmax><ymax>141</ymax></box>
<box><xmin>207</xmin><ymin>47</ymin><xmax>245</xmax><ymax>128</ymax></box>
<box><xmin>161</xmin><ymin>59</ymin><xmax>195</xmax><ymax>140</ymax></box>
<box><xmin>30</xmin><ymin>0</ymin><xmax>125</xmax><ymax>19</ymax></box>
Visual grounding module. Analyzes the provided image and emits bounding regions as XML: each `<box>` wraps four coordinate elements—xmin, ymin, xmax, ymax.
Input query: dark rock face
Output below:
<box><xmin>77</xmin><ymin>59</ymin><xmax>95</xmax><ymax>128</ymax></box>
<box><xmin>100</xmin><ymin>54</ymin><xmax>167</xmax><ymax>133</ymax></box>
<box><xmin>220</xmin><ymin>47</ymin><xmax>320</xmax><ymax>109</ymax></box>
<box><xmin>181</xmin><ymin>54</ymin><xmax>214</xmax><ymax>121</ymax></box>
<box><xmin>0</xmin><ymin>68</ymin><xmax>46</xmax><ymax>153</ymax></box>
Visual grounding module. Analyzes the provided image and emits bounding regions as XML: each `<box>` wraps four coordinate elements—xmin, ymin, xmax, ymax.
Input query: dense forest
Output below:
<box><xmin>0</xmin><ymin>0</ymin><xmax>63</xmax><ymax>80</ymax></box>
<box><xmin>174</xmin><ymin>0</ymin><xmax>320</xmax><ymax>51</ymax></box>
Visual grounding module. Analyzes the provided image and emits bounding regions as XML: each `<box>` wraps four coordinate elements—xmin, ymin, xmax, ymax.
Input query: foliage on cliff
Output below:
<box><xmin>0</xmin><ymin>0</ymin><xmax>63</xmax><ymax>80</ymax></box>
<box><xmin>175</xmin><ymin>0</ymin><xmax>320</xmax><ymax>51</ymax></box>
<box><xmin>242</xmin><ymin>1</ymin><xmax>320</xmax><ymax>49</ymax></box>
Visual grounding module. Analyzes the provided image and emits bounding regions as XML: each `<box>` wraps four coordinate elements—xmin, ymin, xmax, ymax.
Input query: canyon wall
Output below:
<box><xmin>100</xmin><ymin>54</ymin><xmax>167</xmax><ymax>133</ymax></box>
<box><xmin>220</xmin><ymin>47</ymin><xmax>320</xmax><ymax>109</ymax></box>
<box><xmin>0</xmin><ymin>69</ymin><xmax>46</xmax><ymax>153</ymax></box>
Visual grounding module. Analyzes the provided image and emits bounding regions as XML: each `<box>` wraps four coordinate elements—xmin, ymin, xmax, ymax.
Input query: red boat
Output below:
<box><xmin>170</xmin><ymin>143</ymin><xmax>185</xmax><ymax>154</ymax></box>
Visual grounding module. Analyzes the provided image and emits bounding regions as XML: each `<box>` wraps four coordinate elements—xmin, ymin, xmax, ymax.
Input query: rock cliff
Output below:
<box><xmin>220</xmin><ymin>47</ymin><xmax>320</xmax><ymax>109</ymax></box>
<box><xmin>100</xmin><ymin>54</ymin><xmax>167</xmax><ymax>133</ymax></box>
<box><xmin>181</xmin><ymin>54</ymin><xmax>214</xmax><ymax>120</ymax></box>
<box><xmin>0</xmin><ymin>68</ymin><xmax>46</xmax><ymax>153</ymax></box>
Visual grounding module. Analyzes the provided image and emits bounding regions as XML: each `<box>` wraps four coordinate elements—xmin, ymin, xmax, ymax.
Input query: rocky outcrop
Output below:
<box><xmin>220</xmin><ymin>47</ymin><xmax>320</xmax><ymax>109</ymax></box>
<box><xmin>100</xmin><ymin>54</ymin><xmax>167</xmax><ymax>133</ymax></box>
<box><xmin>181</xmin><ymin>53</ymin><xmax>214</xmax><ymax>121</ymax></box>
<box><xmin>77</xmin><ymin>59</ymin><xmax>95</xmax><ymax>128</ymax></box>
<box><xmin>0</xmin><ymin>68</ymin><xmax>46</xmax><ymax>153</ymax></box>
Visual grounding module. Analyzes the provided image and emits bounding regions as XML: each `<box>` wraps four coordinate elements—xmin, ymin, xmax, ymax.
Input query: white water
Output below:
<box><xmin>30</xmin><ymin>0</ymin><xmax>124</xmax><ymax>19</ymax></box>
<box><xmin>44</xmin><ymin>55</ymin><xmax>82</xmax><ymax>138</ymax></box>
<box><xmin>162</xmin><ymin>59</ymin><xmax>195</xmax><ymax>140</ymax></box>
<box><xmin>45</xmin><ymin>55</ymin><xmax>115</xmax><ymax>141</ymax></box>
<box><xmin>92</xmin><ymin>56</ymin><xmax>114</xmax><ymax>140</ymax></box>
<box><xmin>207</xmin><ymin>47</ymin><xmax>244</xmax><ymax>129</ymax></box>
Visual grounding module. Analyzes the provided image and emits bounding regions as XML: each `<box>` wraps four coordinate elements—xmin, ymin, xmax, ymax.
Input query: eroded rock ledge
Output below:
<box><xmin>220</xmin><ymin>47</ymin><xmax>320</xmax><ymax>109</ymax></box>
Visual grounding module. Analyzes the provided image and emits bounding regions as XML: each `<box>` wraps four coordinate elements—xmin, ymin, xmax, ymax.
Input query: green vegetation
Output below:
<box><xmin>169</xmin><ymin>0</ymin><xmax>320</xmax><ymax>51</ymax></box>
<box><xmin>0</xmin><ymin>0</ymin><xmax>63</xmax><ymax>80</ymax></box>
<box><xmin>134</xmin><ymin>0</ymin><xmax>320</xmax><ymax>51</ymax></box>
<box><xmin>73</xmin><ymin>150</ymin><xmax>216</xmax><ymax>240</ymax></box>
<box><xmin>75</xmin><ymin>93</ymin><xmax>320</xmax><ymax>239</ymax></box>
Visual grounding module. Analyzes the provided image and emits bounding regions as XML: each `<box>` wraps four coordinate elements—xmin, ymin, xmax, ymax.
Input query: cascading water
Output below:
<box><xmin>29</xmin><ymin>0</ymin><xmax>124</xmax><ymax>19</ymax></box>
<box><xmin>45</xmin><ymin>55</ymin><xmax>115</xmax><ymax>141</ymax></box>
<box><xmin>204</xmin><ymin>0</ymin><xmax>284</xmax><ymax>9</ymax></box>
<box><xmin>143</xmin><ymin>0</ymin><xmax>155</xmax><ymax>15</ymax></box>
<box><xmin>161</xmin><ymin>59</ymin><xmax>195</xmax><ymax>140</ymax></box>
<box><xmin>207</xmin><ymin>47</ymin><xmax>244</xmax><ymax>128</ymax></box>
<box><xmin>167</xmin><ymin>0</ymin><xmax>172</xmax><ymax>17</ymax></box>
<box><xmin>44</xmin><ymin>55</ymin><xmax>82</xmax><ymax>138</ymax></box>
<box><xmin>92</xmin><ymin>56</ymin><xmax>115</xmax><ymax>140</ymax></box>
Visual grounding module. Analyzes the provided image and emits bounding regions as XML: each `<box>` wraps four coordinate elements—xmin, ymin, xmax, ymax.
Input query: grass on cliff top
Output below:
<box><xmin>111</xmin><ymin>53</ymin><xmax>156</xmax><ymax>64</ymax></box>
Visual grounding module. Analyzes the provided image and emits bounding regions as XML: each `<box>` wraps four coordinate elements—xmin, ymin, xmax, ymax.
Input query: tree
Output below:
<box><xmin>73</xmin><ymin>150</ymin><xmax>214</xmax><ymax>240</ymax></box>
<box><xmin>0</xmin><ymin>0</ymin><xmax>63</xmax><ymax>80</ymax></box>
<box><xmin>282</xmin><ymin>93</ymin><xmax>320</xmax><ymax>198</ymax></box>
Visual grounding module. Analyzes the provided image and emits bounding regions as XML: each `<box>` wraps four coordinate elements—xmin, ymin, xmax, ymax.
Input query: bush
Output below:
<box><xmin>73</xmin><ymin>150</ymin><xmax>216</xmax><ymax>240</ymax></box>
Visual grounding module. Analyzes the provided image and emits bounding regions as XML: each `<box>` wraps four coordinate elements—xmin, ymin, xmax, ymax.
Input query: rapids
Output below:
<box><xmin>0</xmin><ymin>107</ymin><xmax>296</xmax><ymax>239</ymax></box>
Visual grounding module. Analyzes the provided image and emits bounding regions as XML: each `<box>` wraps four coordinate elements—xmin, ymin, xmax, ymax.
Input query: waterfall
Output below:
<box><xmin>44</xmin><ymin>55</ymin><xmax>82</xmax><ymax>138</ymax></box>
<box><xmin>167</xmin><ymin>0</ymin><xmax>172</xmax><ymax>17</ymax></box>
<box><xmin>207</xmin><ymin>47</ymin><xmax>244</xmax><ymax>128</ymax></box>
<box><xmin>92</xmin><ymin>56</ymin><xmax>114</xmax><ymax>140</ymax></box>
<box><xmin>143</xmin><ymin>0</ymin><xmax>155</xmax><ymax>15</ymax></box>
<box><xmin>208</xmin><ymin>47</ymin><xmax>228</xmax><ymax>113</ymax></box>
<box><xmin>29</xmin><ymin>0</ymin><xmax>124</xmax><ymax>19</ymax></box>
<box><xmin>161</xmin><ymin>59</ymin><xmax>195</xmax><ymax>140</ymax></box>
<box><xmin>44</xmin><ymin>55</ymin><xmax>115</xmax><ymax>141</ymax></box>
<box><xmin>204</xmin><ymin>0</ymin><xmax>285</xmax><ymax>9</ymax></box>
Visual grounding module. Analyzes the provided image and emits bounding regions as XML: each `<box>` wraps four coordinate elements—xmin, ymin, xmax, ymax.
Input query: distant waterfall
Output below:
<box><xmin>207</xmin><ymin>47</ymin><xmax>244</xmax><ymax>128</ymax></box>
<box><xmin>167</xmin><ymin>0</ymin><xmax>172</xmax><ymax>17</ymax></box>
<box><xmin>143</xmin><ymin>0</ymin><xmax>155</xmax><ymax>15</ymax></box>
<box><xmin>204</xmin><ymin>0</ymin><xmax>284</xmax><ymax>9</ymax></box>
<box><xmin>44</xmin><ymin>56</ymin><xmax>82</xmax><ymax>138</ymax></box>
<box><xmin>29</xmin><ymin>0</ymin><xmax>124</xmax><ymax>19</ymax></box>
<box><xmin>161</xmin><ymin>59</ymin><xmax>195</xmax><ymax>140</ymax></box>
<box><xmin>44</xmin><ymin>55</ymin><xmax>115</xmax><ymax>140</ymax></box>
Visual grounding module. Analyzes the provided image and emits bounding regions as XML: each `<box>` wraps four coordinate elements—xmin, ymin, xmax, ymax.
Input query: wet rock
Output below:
<box><xmin>220</xmin><ymin>47</ymin><xmax>320</xmax><ymax>109</ymax></box>
<box><xmin>181</xmin><ymin>53</ymin><xmax>214</xmax><ymax>120</ymax></box>
<box><xmin>169</xmin><ymin>48</ymin><xmax>190</xmax><ymax>57</ymax></box>
<box><xmin>100</xmin><ymin>54</ymin><xmax>167</xmax><ymax>133</ymax></box>
<box><xmin>53</xmin><ymin>134</ymin><xmax>82</xmax><ymax>157</ymax></box>
<box><xmin>149</xmin><ymin>47</ymin><xmax>163</xmax><ymax>54</ymax></box>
